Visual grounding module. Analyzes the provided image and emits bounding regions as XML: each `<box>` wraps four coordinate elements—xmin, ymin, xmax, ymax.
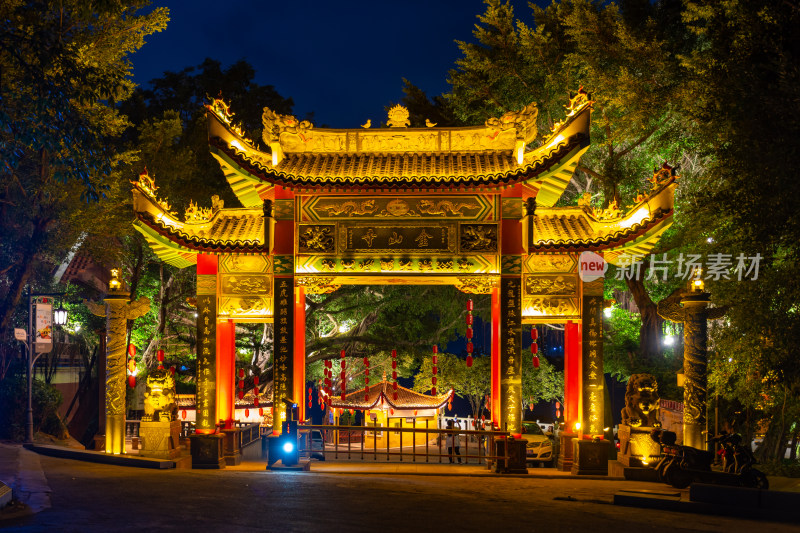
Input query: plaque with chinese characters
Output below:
<box><xmin>500</xmin><ymin>276</ymin><xmax>523</xmax><ymax>434</ymax></box>
<box><xmin>273</xmin><ymin>276</ymin><xmax>294</xmax><ymax>425</ymax></box>
<box><xmin>195</xmin><ymin>285</ymin><xmax>217</xmax><ymax>432</ymax></box>
<box><xmin>581</xmin><ymin>293</ymin><xmax>605</xmax><ymax>435</ymax></box>
<box><xmin>342</xmin><ymin>224</ymin><xmax>455</xmax><ymax>254</ymax></box>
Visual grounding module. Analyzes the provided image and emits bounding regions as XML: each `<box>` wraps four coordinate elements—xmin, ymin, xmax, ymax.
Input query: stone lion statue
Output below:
<box><xmin>142</xmin><ymin>369</ymin><xmax>177</xmax><ymax>422</ymax></box>
<box><xmin>620</xmin><ymin>373</ymin><xmax>661</xmax><ymax>427</ymax></box>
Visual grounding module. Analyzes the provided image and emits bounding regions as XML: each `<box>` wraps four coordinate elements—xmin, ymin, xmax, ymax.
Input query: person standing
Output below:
<box><xmin>447</xmin><ymin>421</ymin><xmax>462</xmax><ymax>463</ymax></box>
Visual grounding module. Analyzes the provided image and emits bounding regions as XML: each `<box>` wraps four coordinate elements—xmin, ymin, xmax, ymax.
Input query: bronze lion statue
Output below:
<box><xmin>142</xmin><ymin>369</ymin><xmax>177</xmax><ymax>422</ymax></box>
<box><xmin>620</xmin><ymin>373</ymin><xmax>661</xmax><ymax>427</ymax></box>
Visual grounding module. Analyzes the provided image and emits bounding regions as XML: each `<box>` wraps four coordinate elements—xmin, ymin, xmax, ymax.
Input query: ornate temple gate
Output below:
<box><xmin>131</xmin><ymin>91</ymin><xmax>677</xmax><ymax>468</ymax></box>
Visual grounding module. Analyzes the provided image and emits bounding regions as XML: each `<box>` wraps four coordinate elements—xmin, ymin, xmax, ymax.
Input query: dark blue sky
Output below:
<box><xmin>132</xmin><ymin>0</ymin><xmax>540</xmax><ymax>128</ymax></box>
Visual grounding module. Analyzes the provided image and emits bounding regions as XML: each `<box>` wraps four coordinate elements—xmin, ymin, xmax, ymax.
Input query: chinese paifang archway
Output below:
<box><xmin>131</xmin><ymin>90</ymin><xmax>677</xmax><ymax>468</ymax></box>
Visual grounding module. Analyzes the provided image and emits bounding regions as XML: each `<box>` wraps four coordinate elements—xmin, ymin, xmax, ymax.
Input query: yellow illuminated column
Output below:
<box><xmin>86</xmin><ymin>271</ymin><xmax>150</xmax><ymax>454</ymax></box>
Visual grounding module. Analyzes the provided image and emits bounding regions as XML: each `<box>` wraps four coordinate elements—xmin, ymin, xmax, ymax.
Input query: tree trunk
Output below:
<box><xmin>625</xmin><ymin>275</ymin><xmax>664</xmax><ymax>364</ymax></box>
<box><xmin>0</xmin><ymin>218</ymin><xmax>48</xmax><ymax>332</ymax></box>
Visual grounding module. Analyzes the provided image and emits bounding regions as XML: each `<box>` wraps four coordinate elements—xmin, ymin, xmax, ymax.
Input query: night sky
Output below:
<box><xmin>132</xmin><ymin>0</ymin><xmax>540</xmax><ymax>128</ymax></box>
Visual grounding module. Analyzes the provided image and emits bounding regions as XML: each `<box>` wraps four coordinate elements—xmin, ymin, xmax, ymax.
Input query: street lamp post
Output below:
<box><xmin>25</xmin><ymin>291</ymin><xmax>67</xmax><ymax>443</ymax></box>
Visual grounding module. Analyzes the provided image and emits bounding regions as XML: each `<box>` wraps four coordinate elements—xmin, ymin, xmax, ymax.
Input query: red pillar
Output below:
<box><xmin>564</xmin><ymin>320</ymin><xmax>582</xmax><ymax>433</ymax></box>
<box><xmin>195</xmin><ymin>253</ymin><xmax>218</xmax><ymax>435</ymax></box>
<box><xmin>491</xmin><ymin>287</ymin><xmax>501</xmax><ymax>426</ymax></box>
<box><xmin>216</xmin><ymin>319</ymin><xmax>235</xmax><ymax>429</ymax></box>
<box><xmin>294</xmin><ymin>286</ymin><xmax>306</xmax><ymax>422</ymax></box>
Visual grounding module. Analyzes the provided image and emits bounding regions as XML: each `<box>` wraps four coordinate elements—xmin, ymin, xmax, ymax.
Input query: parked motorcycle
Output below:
<box><xmin>650</xmin><ymin>429</ymin><xmax>769</xmax><ymax>490</ymax></box>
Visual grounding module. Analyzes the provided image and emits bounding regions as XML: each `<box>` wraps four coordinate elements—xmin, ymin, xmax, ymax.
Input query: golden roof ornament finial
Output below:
<box><xmin>387</xmin><ymin>105</ymin><xmax>410</xmax><ymax>128</ymax></box>
<box><xmin>425</xmin><ymin>119</ymin><xmax>437</xmax><ymax>128</ymax></box>
<box><xmin>184</xmin><ymin>200</ymin><xmax>212</xmax><ymax>223</ymax></box>
<box><xmin>361</xmin><ymin>119</ymin><xmax>371</xmax><ymax>129</ymax></box>
<box><xmin>132</xmin><ymin>167</ymin><xmax>158</xmax><ymax>197</ymax></box>
<box><xmin>566</xmin><ymin>86</ymin><xmax>593</xmax><ymax>114</ymax></box>
<box><xmin>649</xmin><ymin>162</ymin><xmax>679</xmax><ymax>190</ymax></box>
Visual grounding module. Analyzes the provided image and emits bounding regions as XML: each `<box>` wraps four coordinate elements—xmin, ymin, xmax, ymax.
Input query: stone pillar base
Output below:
<box><xmin>139</xmin><ymin>420</ymin><xmax>181</xmax><ymax>459</ymax></box>
<box><xmin>571</xmin><ymin>438</ymin><xmax>610</xmax><ymax>475</ymax></box>
<box><xmin>221</xmin><ymin>427</ymin><xmax>242</xmax><ymax>466</ymax></box>
<box><xmin>189</xmin><ymin>433</ymin><xmax>225</xmax><ymax>469</ymax></box>
<box><xmin>557</xmin><ymin>433</ymin><xmax>576</xmax><ymax>471</ymax></box>
<box><xmin>617</xmin><ymin>424</ymin><xmax>661</xmax><ymax>467</ymax></box>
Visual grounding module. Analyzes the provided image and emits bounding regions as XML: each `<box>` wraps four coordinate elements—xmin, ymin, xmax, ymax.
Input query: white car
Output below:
<box><xmin>522</xmin><ymin>422</ymin><xmax>553</xmax><ymax>466</ymax></box>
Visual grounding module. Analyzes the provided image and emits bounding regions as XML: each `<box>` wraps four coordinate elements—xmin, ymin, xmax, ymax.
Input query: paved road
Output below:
<box><xmin>1</xmin><ymin>451</ymin><xmax>795</xmax><ymax>532</ymax></box>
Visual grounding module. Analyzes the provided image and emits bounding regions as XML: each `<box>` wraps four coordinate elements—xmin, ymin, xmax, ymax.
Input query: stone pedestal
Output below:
<box><xmin>139</xmin><ymin>420</ymin><xmax>181</xmax><ymax>459</ymax></box>
<box><xmin>557</xmin><ymin>433</ymin><xmax>576</xmax><ymax>471</ymax></box>
<box><xmin>571</xmin><ymin>438</ymin><xmax>610</xmax><ymax>475</ymax></box>
<box><xmin>617</xmin><ymin>424</ymin><xmax>661</xmax><ymax>467</ymax></box>
<box><xmin>493</xmin><ymin>438</ymin><xmax>528</xmax><ymax>474</ymax></box>
<box><xmin>190</xmin><ymin>433</ymin><xmax>225</xmax><ymax>469</ymax></box>
<box><xmin>221</xmin><ymin>427</ymin><xmax>242</xmax><ymax>466</ymax></box>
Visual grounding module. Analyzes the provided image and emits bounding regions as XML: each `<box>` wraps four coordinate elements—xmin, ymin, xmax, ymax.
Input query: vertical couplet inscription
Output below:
<box><xmin>500</xmin><ymin>277</ymin><xmax>522</xmax><ymax>434</ymax></box>
<box><xmin>581</xmin><ymin>280</ymin><xmax>604</xmax><ymax>436</ymax></box>
<box><xmin>196</xmin><ymin>276</ymin><xmax>217</xmax><ymax>432</ymax></box>
<box><xmin>273</xmin><ymin>277</ymin><xmax>294</xmax><ymax>426</ymax></box>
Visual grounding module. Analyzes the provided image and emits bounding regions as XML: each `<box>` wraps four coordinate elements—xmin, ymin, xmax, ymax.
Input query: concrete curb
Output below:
<box><xmin>27</xmin><ymin>444</ymin><xmax>176</xmax><ymax>469</ymax></box>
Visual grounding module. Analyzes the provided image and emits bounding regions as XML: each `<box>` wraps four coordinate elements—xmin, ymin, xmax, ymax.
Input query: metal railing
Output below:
<box><xmin>299</xmin><ymin>421</ymin><xmax>511</xmax><ymax>465</ymax></box>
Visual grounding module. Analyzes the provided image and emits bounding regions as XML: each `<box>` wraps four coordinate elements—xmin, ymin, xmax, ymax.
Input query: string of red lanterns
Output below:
<box><xmin>466</xmin><ymin>298</ymin><xmax>474</xmax><ymax>367</ymax></box>
<box><xmin>391</xmin><ymin>349</ymin><xmax>398</xmax><ymax>401</ymax></box>
<box><xmin>531</xmin><ymin>326</ymin><xmax>540</xmax><ymax>369</ymax></box>
<box><xmin>340</xmin><ymin>349</ymin><xmax>346</xmax><ymax>400</ymax></box>
<box><xmin>431</xmin><ymin>345</ymin><xmax>438</xmax><ymax>395</ymax></box>
<box><xmin>254</xmin><ymin>374</ymin><xmax>262</xmax><ymax>415</ymax></box>
<box><xmin>238</xmin><ymin>367</ymin><xmax>245</xmax><ymax>400</ymax></box>
<box><xmin>308</xmin><ymin>386</ymin><xmax>313</xmax><ymax>409</ymax></box>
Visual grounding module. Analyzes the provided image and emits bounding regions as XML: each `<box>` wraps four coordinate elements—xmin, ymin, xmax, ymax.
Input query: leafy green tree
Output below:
<box><xmin>0</xmin><ymin>1</ymin><xmax>168</xmax><ymax>334</ymax></box>
<box><xmin>521</xmin><ymin>356</ymin><xmax>564</xmax><ymax>410</ymax></box>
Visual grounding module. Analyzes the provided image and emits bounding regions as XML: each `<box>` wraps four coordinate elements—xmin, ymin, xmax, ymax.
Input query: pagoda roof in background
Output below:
<box><xmin>328</xmin><ymin>380</ymin><xmax>452</xmax><ymax>411</ymax></box>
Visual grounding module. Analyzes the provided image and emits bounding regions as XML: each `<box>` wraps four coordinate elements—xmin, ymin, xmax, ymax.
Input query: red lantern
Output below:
<box><xmin>238</xmin><ymin>390</ymin><xmax>244</xmax><ymax>400</ymax></box>
<box><xmin>556</xmin><ymin>409</ymin><xmax>561</xmax><ymax>418</ymax></box>
<box><xmin>341</xmin><ymin>393</ymin><xmax>346</xmax><ymax>401</ymax></box>
<box><xmin>170</xmin><ymin>366</ymin><xmax>176</xmax><ymax>375</ymax></box>
<box><xmin>466</xmin><ymin>328</ymin><xmax>473</xmax><ymax>339</ymax></box>
<box><xmin>466</xmin><ymin>342</ymin><xmax>473</xmax><ymax>353</ymax></box>
<box><xmin>341</xmin><ymin>360</ymin><xmax>346</xmax><ymax>368</ymax></box>
<box><xmin>431</xmin><ymin>387</ymin><xmax>437</xmax><ymax>395</ymax></box>
<box><xmin>555</xmin><ymin>401</ymin><xmax>561</xmax><ymax>409</ymax></box>
<box><xmin>466</xmin><ymin>314</ymin><xmax>473</xmax><ymax>325</ymax></box>
<box><xmin>238</xmin><ymin>368</ymin><xmax>245</xmax><ymax>379</ymax></box>
<box><xmin>181</xmin><ymin>410</ymin><xmax>187</xmax><ymax>420</ymax></box>
<box><xmin>533</xmin><ymin>356</ymin><xmax>540</xmax><ymax>369</ymax></box>
<box><xmin>365</xmin><ymin>377</ymin><xmax>370</xmax><ymax>385</ymax></box>
<box><xmin>529</xmin><ymin>404</ymin><xmax>534</xmax><ymax>411</ymax></box>
<box><xmin>393</xmin><ymin>393</ymin><xmax>398</xmax><ymax>400</ymax></box>
<box><xmin>392</xmin><ymin>382</ymin><xmax>398</xmax><ymax>390</ymax></box>
<box><xmin>364</xmin><ymin>394</ymin><xmax>369</xmax><ymax>402</ymax></box>
<box><xmin>531</xmin><ymin>343</ymin><xmax>538</xmax><ymax>355</ymax></box>
<box><xmin>448</xmin><ymin>401</ymin><xmax>452</xmax><ymax>411</ymax></box>
<box><xmin>467</xmin><ymin>299</ymin><xmax>474</xmax><ymax>311</ymax></box>
<box><xmin>466</xmin><ymin>355</ymin><xmax>473</xmax><ymax>367</ymax></box>
<box><xmin>127</xmin><ymin>358</ymin><xmax>136</xmax><ymax>374</ymax></box>
<box><xmin>365</xmin><ymin>368</ymin><xmax>369</xmax><ymax>376</ymax></box>
<box><xmin>253</xmin><ymin>375</ymin><xmax>259</xmax><ymax>386</ymax></box>
<box><xmin>392</xmin><ymin>349</ymin><xmax>397</xmax><ymax>358</ymax></box>
<box><xmin>432</xmin><ymin>345</ymin><xmax>438</xmax><ymax>354</ymax></box>
<box><xmin>390</xmin><ymin>408</ymin><xmax>394</xmax><ymax>415</ymax></box>
<box><xmin>157</xmin><ymin>349</ymin><xmax>164</xmax><ymax>362</ymax></box>
<box><xmin>245</xmin><ymin>408</ymin><xmax>250</xmax><ymax>417</ymax></box>
<box><xmin>349</xmin><ymin>409</ymin><xmax>354</xmax><ymax>415</ymax></box>
<box><xmin>532</xmin><ymin>328</ymin><xmax>538</xmax><ymax>340</ymax></box>
<box><xmin>238</xmin><ymin>379</ymin><xmax>245</xmax><ymax>389</ymax></box>
<box><xmin>341</xmin><ymin>349</ymin><xmax>346</xmax><ymax>358</ymax></box>
<box><xmin>392</xmin><ymin>371</ymin><xmax>397</xmax><ymax>380</ymax></box>
<box><xmin>432</xmin><ymin>366</ymin><xmax>438</xmax><ymax>375</ymax></box>
<box><xmin>127</xmin><ymin>344</ymin><xmax>136</xmax><ymax>357</ymax></box>
<box><xmin>432</xmin><ymin>376</ymin><xmax>437</xmax><ymax>386</ymax></box>
<box><xmin>340</xmin><ymin>371</ymin><xmax>346</xmax><ymax>380</ymax></box>
<box><xmin>254</xmin><ymin>397</ymin><xmax>260</xmax><ymax>407</ymax></box>
<box><xmin>128</xmin><ymin>375</ymin><xmax>136</xmax><ymax>388</ymax></box>
<box><xmin>392</xmin><ymin>360</ymin><xmax>397</xmax><ymax>369</ymax></box>
<box><xmin>364</xmin><ymin>357</ymin><xmax>369</xmax><ymax>366</ymax></box>
<box><xmin>259</xmin><ymin>407</ymin><xmax>264</xmax><ymax>416</ymax></box>
<box><xmin>432</xmin><ymin>355</ymin><xmax>437</xmax><ymax>365</ymax></box>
